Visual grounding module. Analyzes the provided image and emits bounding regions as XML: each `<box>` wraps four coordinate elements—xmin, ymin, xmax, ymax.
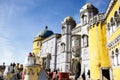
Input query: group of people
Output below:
<box><xmin>46</xmin><ymin>69</ymin><xmax>59</xmax><ymax>80</ymax></box>
<box><xmin>0</xmin><ymin>62</ymin><xmax>23</xmax><ymax>80</ymax></box>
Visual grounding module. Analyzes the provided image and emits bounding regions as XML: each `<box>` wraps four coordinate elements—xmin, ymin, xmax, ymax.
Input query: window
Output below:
<box><xmin>114</xmin><ymin>11</ymin><xmax>119</xmax><ymax>26</ymax></box>
<box><xmin>118</xmin><ymin>7</ymin><xmax>120</xmax><ymax>25</ymax></box>
<box><xmin>107</xmin><ymin>23</ymin><xmax>110</xmax><ymax>30</ymax></box>
<box><xmin>82</xmin><ymin>34</ymin><xmax>88</xmax><ymax>47</ymax></box>
<box><xmin>111</xmin><ymin>18</ymin><xmax>115</xmax><ymax>26</ymax></box>
<box><xmin>115</xmin><ymin>48</ymin><xmax>119</xmax><ymax>66</ymax></box>
<box><xmin>61</xmin><ymin>42</ymin><xmax>65</xmax><ymax>53</ymax></box>
<box><xmin>37</xmin><ymin>42</ymin><xmax>40</xmax><ymax>46</ymax></box>
<box><xmin>107</xmin><ymin>23</ymin><xmax>111</xmax><ymax>36</ymax></box>
<box><xmin>110</xmin><ymin>17</ymin><xmax>115</xmax><ymax>32</ymax></box>
<box><xmin>111</xmin><ymin>51</ymin><xmax>114</xmax><ymax>66</ymax></box>
<box><xmin>82</xmin><ymin>15</ymin><xmax>87</xmax><ymax>25</ymax></box>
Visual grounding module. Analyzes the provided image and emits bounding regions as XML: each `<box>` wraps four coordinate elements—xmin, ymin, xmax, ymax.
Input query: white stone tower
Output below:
<box><xmin>60</xmin><ymin>16</ymin><xmax>76</xmax><ymax>72</ymax></box>
<box><xmin>79</xmin><ymin>3</ymin><xmax>99</xmax><ymax>79</ymax></box>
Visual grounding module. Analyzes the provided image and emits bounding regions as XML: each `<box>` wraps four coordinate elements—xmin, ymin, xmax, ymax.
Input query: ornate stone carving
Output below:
<box><xmin>72</xmin><ymin>46</ymin><xmax>80</xmax><ymax>57</ymax></box>
<box><xmin>71</xmin><ymin>35</ymin><xmax>81</xmax><ymax>57</ymax></box>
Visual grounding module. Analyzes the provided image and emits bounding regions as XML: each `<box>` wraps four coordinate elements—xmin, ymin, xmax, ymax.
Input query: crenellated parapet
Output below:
<box><xmin>88</xmin><ymin>13</ymin><xmax>105</xmax><ymax>30</ymax></box>
<box><xmin>89</xmin><ymin>13</ymin><xmax>105</xmax><ymax>25</ymax></box>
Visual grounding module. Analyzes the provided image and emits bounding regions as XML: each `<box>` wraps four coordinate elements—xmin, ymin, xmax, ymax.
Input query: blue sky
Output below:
<box><xmin>0</xmin><ymin>0</ymin><xmax>110</xmax><ymax>65</ymax></box>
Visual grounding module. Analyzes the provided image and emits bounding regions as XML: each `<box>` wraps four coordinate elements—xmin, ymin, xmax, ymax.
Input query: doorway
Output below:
<box><xmin>101</xmin><ymin>69</ymin><xmax>110</xmax><ymax>80</ymax></box>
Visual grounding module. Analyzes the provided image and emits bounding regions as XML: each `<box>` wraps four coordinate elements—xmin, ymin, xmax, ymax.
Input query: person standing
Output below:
<box><xmin>74</xmin><ymin>59</ymin><xmax>81</xmax><ymax>80</ymax></box>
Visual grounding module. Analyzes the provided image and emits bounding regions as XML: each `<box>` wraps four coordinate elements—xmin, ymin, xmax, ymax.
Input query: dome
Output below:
<box><xmin>36</xmin><ymin>26</ymin><xmax>54</xmax><ymax>38</ymax></box>
<box><xmin>62</xmin><ymin>16</ymin><xmax>76</xmax><ymax>27</ymax></box>
<box><xmin>64</xmin><ymin>16</ymin><xmax>75</xmax><ymax>23</ymax></box>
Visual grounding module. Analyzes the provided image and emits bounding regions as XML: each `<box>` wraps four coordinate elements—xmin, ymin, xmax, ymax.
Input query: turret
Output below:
<box><xmin>23</xmin><ymin>53</ymin><xmax>41</xmax><ymax>80</ymax></box>
<box><xmin>60</xmin><ymin>16</ymin><xmax>76</xmax><ymax>72</ymax></box>
<box><xmin>80</xmin><ymin>3</ymin><xmax>98</xmax><ymax>25</ymax></box>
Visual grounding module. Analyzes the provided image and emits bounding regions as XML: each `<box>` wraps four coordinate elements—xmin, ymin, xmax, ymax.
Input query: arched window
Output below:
<box><xmin>114</xmin><ymin>11</ymin><xmax>119</xmax><ymax>26</ymax></box>
<box><xmin>107</xmin><ymin>23</ymin><xmax>110</xmax><ymax>30</ymax></box>
<box><xmin>111</xmin><ymin>17</ymin><xmax>115</xmax><ymax>26</ymax></box>
<box><xmin>82</xmin><ymin>15</ymin><xmax>87</xmax><ymax>25</ymax></box>
<box><xmin>82</xmin><ymin>34</ymin><xmax>88</xmax><ymax>47</ymax></box>
<box><xmin>107</xmin><ymin>23</ymin><xmax>111</xmax><ymax>36</ymax></box>
<box><xmin>118</xmin><ymin>7</ymin><xmax>120</xmax><ymax>26</ymax></box>
<box><xmin>115</xmin><ymin>48</ymin><xmax>119</xmax><ymax>66</ymax></box>
<box><xmin>114</xmin><ymin>11</ymin><xmax>118</xmax><ymax>18</ymax></box>
<box><xmin>114</xmin><ymin>11</ymin><xmax>118</xmax><ymax>21</ymax></box>
<box><xmin>37</xmin><ymin>42</ymin><xmax>40</xmax><ymax>46</ymax></box>
<box><xmin>111</xmin><ymin>51</ymin><xmax>114</xmax><ymax>66</ymax></box>
<box><xmin>61</xmin><ymin>42</ymin><xmax>65</xmax><ymax>53</ymax></box>
<box><xmin>110</xmin><ymin>17</ymin><xmax>115</xmax><ymax>32</ymax></box>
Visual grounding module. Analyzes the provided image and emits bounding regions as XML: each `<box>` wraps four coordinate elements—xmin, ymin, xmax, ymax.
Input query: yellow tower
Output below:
<box><xmin>88</xmin><ymin>14</ymin><xmax>110</xmax><ymax>79</ymax></box>
<box><xmin>33</xmin><ymin>37</ymin><xmax>43</xmax><ymax>55</ymax></box>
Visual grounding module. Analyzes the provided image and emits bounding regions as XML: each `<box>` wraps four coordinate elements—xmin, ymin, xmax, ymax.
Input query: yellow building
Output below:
<box><xmin>88</xmin><ymin>13</ymin><xmax>110</xmax><ymax>80</ymax></box>
<box><xmin>105</xmin><ymin>0</ymin><xmax>120</xmax><ymax>80</ymax></box>
<box><xmin>33</xmin><ymin>37</ymin><xmax>43</xmax><ymax>56</ymax></box>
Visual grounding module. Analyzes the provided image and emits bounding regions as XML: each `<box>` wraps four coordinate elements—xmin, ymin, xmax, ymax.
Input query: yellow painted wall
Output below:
<box><xmin>108</xmin><ymin>26</ymin><xmax>120</xmax><ymax>44</ymax></box>
<box><xmin>24</xmin><ymin>65</ymin><xmax>41</xmax><ymax>80</ymax></box>
<box><xmin>89</xmin><ymin>24</ymin><xmax>101</xmax><ymax>79</ymax></box>
<box><xmin>89</xmin><ymin>22</ymin><xmax>110</xmax><ymax>79</ymax></box>
<box><xmin>32</xmin><ymin>37</ymin><xmax>43</xmax><ymax>55</ymax></box>
<box><xmin>106</xmin><ymin>0</ymin><xmax>119</xmax><ymax>43</ymax></box>
<box><xmin>101</xmin><ymin>23</ymin><xmax>110</xmax><ymax>67</ymax></box>
<box><xmin>113</xmin><ymin>67</ymin><xmax>120</xmax><ymax>80</ymax></box>
<box><xmin>106</xmin><ymin>0</ymin><xmax>119</xmax><ymax>23</ymax></box>
<box><xmin>106</xmin><ymin>0</ymin><xmax>120</xmax><ymax>80</ymax></box>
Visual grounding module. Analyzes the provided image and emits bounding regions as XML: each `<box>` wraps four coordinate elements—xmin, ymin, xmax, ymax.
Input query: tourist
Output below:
<box><xmin>74</xmin><ymin>59</ymin><xmax>81</xmax><ymax>80</ymax></box>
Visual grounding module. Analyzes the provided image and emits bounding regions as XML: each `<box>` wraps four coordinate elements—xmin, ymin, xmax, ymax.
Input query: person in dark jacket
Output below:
<box><xmin>74</xmin><ymin>59</ymin><xmax>81</xmax><ymax>80</ymax></box>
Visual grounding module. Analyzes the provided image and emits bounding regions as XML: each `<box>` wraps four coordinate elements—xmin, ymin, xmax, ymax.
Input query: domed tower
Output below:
<box><xmin>32</xmin><ymin>26</ymin><xmax>54</xmax><ymax>56</ymax></box>
<box><xmin>80</xmin><ymin>3</ymin><xmax>98</xmax><ymax>25</ymax></box>
<box><xmin>61</xmin><ymin>16</ymin><xmax>76</xmax><ymax>72</ymax></box>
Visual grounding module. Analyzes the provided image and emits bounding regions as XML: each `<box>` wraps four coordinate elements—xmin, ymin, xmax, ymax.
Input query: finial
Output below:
<box><xmin>45</xmin><ymin>26</ymin><xmax>48</xmax><ymax>29</ymax></box>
